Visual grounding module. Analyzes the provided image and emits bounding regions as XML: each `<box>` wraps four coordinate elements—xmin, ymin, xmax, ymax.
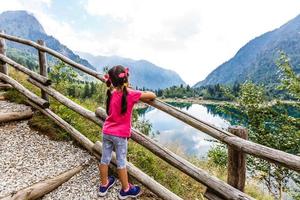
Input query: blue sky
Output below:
<box><xmin>1</xmin><ymin>0</ymin><xmax>300</xmax><ymax>85</ymax></box>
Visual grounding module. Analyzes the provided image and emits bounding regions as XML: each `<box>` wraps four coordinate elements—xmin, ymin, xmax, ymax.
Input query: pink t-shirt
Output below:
<box><xmin>102</xmin><ymin>89</ymin><xmax>142</xmax><ymax>138</ymax></box>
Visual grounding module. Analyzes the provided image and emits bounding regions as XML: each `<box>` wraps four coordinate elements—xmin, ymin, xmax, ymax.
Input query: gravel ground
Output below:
<box><xmin>0</xmin><ymin>100</ymin><xmax>152</xmax><ymax>199</ymax></box>
<box><xmin>0</xmin><ymin>100</ymin><xmax>31</xmax><ymax>113</ymax></box>
<box><xmin>41</xmin><ymin>159</ymin><xmax>122</xmax><ymax>200</ymax></box>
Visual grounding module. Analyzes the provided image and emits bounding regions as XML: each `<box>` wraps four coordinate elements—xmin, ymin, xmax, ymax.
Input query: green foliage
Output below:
<box><xmin>7</xmin><ymin>48</ymin><xmax>39</xmax><ymax>71</ymax></box>
<box><xmin>4</xmin><ymin>88</ymin><xmax>26</xmax><ymax>104</ymax></box>
<box><xmin>215</xmin><ymin>79</ymin><xmax>300</xmax><ymax>199</ymax></box>
<box><xmin>128</xmin><ymin>143</ymin><xmax>206</xmax><ymax>199</ymax></box>
<box><xmin>157</xmin><ymin>84</ymin><xmax>196</xmax><ymax>98</ymax></box>
<box><xmin>158</xmin><ymin>82</ymin><xmax>242</xmax><ymax>101</ymax></box>
<box><xmin>49</xmin><ymin>61</ymin><xmax>78</xmax><ymax>93</ymax></box>
<box><xmin>276</xmin><ymin>51</ymin><xmax>300</xmax><ymax>100</ymax></box>
<box><xmin>207</xmin><ymin>145</ymin><xmax>228</xmax><ymax>168</ymax></box>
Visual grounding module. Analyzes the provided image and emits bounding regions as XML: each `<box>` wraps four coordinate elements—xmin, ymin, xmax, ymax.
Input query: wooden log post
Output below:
<box><xmin>227</xmin><ymin>126</ymin><xmax>248</xmax><ymax>192</ymax></box>
<box><xmin>0</xmin><ymin>30</ymin><xmax>8</xmax><ymax>76</ymax></box>
<box><xmin>37</xmin><ymin>40</ymin><xmax>49</xmax><ymax>101</ymax></box>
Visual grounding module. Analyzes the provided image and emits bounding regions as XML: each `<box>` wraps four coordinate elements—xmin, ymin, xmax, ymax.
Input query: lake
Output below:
<box><xmin>137</xmin><ymin>103</ymin><xmax>234</xmax><ymax>159</ymax></box>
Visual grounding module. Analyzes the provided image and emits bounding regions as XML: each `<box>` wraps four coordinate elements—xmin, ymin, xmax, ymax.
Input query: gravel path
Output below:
<box><xmin>0</xmin><ymin>100</ymin><xmax>150</xmax><ymax>199</ymax></box>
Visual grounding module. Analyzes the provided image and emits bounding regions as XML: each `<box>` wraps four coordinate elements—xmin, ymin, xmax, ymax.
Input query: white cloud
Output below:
<box><xmin>2</xmin><ymin>0</ymin><xmax>300</xmax><ymax>85</ymax></box>
<box><xmin>85</xmin><ymin>0</ymin><xmax>300</xmax><ymax>85</ymax></box>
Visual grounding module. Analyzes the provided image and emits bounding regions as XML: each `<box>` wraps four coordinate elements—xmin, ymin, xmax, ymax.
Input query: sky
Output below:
<box><xmin>1</xmin><ymin>0</ymin><xmax>300</xmax><ymax>85</ymax></box>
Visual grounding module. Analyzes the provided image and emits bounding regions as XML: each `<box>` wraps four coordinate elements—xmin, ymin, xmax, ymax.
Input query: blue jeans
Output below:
<box><xmin>100</xmin><ymin>133</ymin><xmax>128</xmax><ymax>169</ymax></box>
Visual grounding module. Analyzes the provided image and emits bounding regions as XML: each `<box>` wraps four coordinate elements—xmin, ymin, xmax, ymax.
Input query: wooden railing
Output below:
<box><xmin>1</xmin><ymin>32</ymin><xmax>299</xmax><ymax>200</ymax></box>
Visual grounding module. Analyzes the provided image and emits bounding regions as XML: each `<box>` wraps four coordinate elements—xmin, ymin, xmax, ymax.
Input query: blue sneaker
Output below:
<box><xmin>98</xmin><ymin>176</ymin><xmax>116</xmax><ymax>197</ymax></box>
<box><xmin>118</xmin><ymin>184</ymin><xmax>141</xmax><ymax>199</ymax></box>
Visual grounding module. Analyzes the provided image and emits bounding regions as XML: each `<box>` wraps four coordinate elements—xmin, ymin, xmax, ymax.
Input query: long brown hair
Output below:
<box><xmin>105</xmin><ymin>65</ymin><xmax>129</xmax><ymax>115</ymax></box>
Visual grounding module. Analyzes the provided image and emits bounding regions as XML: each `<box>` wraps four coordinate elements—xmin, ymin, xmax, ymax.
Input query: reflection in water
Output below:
<box><xmin>138</xmin><ymin>103</ymin><xmax>232</xmax><ymax>159</ymax></box>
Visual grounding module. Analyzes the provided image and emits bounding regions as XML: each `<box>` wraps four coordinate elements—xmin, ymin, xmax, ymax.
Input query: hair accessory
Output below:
<box><xmin>118</xmin><ymin>67</ymin><xmax>129</xmax><ymax>78</ymax></box>
<box><xmin>103</xmin><ymin>74</ymin><xmax>110</xmax><ymax>81</ymax></box>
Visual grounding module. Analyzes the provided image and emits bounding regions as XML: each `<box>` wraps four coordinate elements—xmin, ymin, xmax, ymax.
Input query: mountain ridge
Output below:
<box><xmin>77</xmin><ymin>51</ymin><xmax>186</xmax><ymax>89</ymax></box>
<box><xmin>194</xmin><ymin>14</ymin><xmax>300</xmax><ymax>87</ymax></box>
<box><xmin>0</xmin><ymin>10</ymin><xmax>95</xmax><ymax>71</ymax></box>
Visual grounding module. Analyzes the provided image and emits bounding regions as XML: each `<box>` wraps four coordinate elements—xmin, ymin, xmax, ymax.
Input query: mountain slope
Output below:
<box><xmin>0</xmin><ymin>10</ymin><xmax>95</xmax><ymax>70</ymax></box>
<box><xmin>194</xmin><ymin>14</ymin><xmax>300</xmax><ymax>87</ymax></box>
<box><xmin>77</xmin><ymin>52</ymin><xmax>186</xmax><ymax>89</ymax></box>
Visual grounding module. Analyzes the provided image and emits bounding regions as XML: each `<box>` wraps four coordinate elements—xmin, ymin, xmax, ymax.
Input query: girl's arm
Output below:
<box><xmin>140</xmin><ymin>91</ymin><xmax>156</xmax><ymax>101</ymax></box>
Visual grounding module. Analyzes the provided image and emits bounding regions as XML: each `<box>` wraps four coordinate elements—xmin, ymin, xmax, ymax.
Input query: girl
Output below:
<box><xmin>98</xmin><ymin>65</ymin><xmax>156</xmax><ymax>199</ymax></box>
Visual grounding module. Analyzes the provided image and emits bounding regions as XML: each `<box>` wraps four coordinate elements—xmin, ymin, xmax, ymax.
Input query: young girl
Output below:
<box><xmin>98</xmin><ymin>65</ymin><xmax>156</xmax><ymax>199</ymax></box>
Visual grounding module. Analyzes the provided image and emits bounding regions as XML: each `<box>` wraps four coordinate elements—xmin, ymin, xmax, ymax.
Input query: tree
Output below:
<box><xmin>207</xmin><ymin>53</ymin><xmax>300</xmax><ymax>199</ymax></box>
<box><xmin>237</xmin><ymin>82</ymin><xmax>299</xmax><ymax>199</ymax></box>
<box><xmin>48</xmin><ymin>61</ymin><xmax>78</xmax><ymax>95</ymax></box>
<box><xmin>276</xmin><ymin>52</ymin><xmax>300</xmax><ymax>100</ymax></box>
<box><xmin>90</xmin><ymin>81</ymin><xmax>96</xmax><ymax>97</ymax></box>
<box><xmin>82</xmin><ymin>83</ymin><xmax>90</xmax><ymax>99</ymax></box>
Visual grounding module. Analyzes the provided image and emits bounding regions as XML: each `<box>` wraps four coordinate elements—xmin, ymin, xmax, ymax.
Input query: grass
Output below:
<box><xmin>3</xmin><ymin>67</ymin><xmax>274</xmax><ymax>199</ymax></box>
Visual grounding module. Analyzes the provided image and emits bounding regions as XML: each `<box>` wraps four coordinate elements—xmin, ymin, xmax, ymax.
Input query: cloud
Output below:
<box><xmin>2</xmin><ymin>0</ymin><xmax>300</xmax><ymax>85</ymax></box>
<box><xmin>83</xmin><ymin>0</ymin><xmax>300</xmax><ymax>85</ymax></box>
<box><xmin>85</xmin><ymin>0</ymin><xmax>202</xmax><ymax>50</ymax></box>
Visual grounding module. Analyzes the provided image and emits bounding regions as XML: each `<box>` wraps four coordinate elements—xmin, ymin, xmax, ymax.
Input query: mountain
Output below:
<box><xmin>77</xmin><ymin>52</ymin><xmax>186</xmax><ymax>89</ymax></box>
<box><xmin>0</xmin><ymin>10</ymin><xmax>95</xmax><ymax>70</ymax></box>
<box><xmin>194</xmin><ymin>14</ymin><xmax>300</xmax><ymax>87</ymax></box>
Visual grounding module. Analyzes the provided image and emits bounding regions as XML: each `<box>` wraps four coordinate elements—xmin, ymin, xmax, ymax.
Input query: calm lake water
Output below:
<box><xmin>138</xmin><ymin>103</ymin><xmax>232</xmax><ymax>159</ymax></box>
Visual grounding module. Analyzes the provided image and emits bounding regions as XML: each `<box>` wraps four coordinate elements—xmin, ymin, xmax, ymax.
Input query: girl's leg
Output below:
<box><xmin>99</xmin><ymin>164</ymin><xmax>109</xmax><ymax>186</ymax></box>
<box><xmin>114</xmin><ymin>137</ymin><xmax>129</xmax><ymax>190</ymax></box>
<box><xmin>118</xmin><ymin>168</ymin><xmax>129</xmax><ymax>190</ymax></box>
<box><xmin>99</xmin><ymin>134</ymin><xmax>113</xmax><ymax>186</ymax></box>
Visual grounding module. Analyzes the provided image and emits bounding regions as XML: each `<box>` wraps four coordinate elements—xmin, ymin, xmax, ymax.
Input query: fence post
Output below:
<box><xmin>37</xmin><ymin>40</ymin><xmax>49</xmax><ymax>101</ymax></box>
<box><xmin>0</xmin><ymin>30</ymin><xmax>8</xmax><ymax>75</ymax></box>
<box><xmin>227</xmin><ymin>126</ymin><xmax>248</xmax><ymax>192</ymax></box>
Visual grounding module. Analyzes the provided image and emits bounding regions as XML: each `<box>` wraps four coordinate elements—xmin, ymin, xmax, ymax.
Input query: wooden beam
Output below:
<box><xmin>37</xmin><ymin>40</ymin><xmax>49</xmax><ymax>101</ymax></box>
<box><xmin>25</xmin><ymin>100</ymin><xmax>183</xmax><ymax>200</ymax></box>
<box><xmin>28</xmin><ymin>78</ymin><xmax>102</xmax><ymax>125</ymax></box>
<box><xmin>0</xmin><ymin>73</ymin><xmax>49</xmax><ymax>108</ymax></box>
<box><xmin>0</xmin><ymin>82</ymin><xmax>12</xmax><ymax>89</ymax></box>
<box><xmin>227</xmin><ymin>126</ymin><xmax>247</xmax><ymax>191</ymax></box>
<box><xmin>204</xmin><ymin>189</ymin><xmax>226</xmax><ymax>200</ymax></box>
<box><xmin>0</xmin><ymin>33</ymin><xmax>104</xmax><ymax>82</ymax></box>
<box><xmin>0</xmin><ymin>110</ymin><xmax>33</xmax><ymax>123</ymax></box>
<box><xmin>0</xmin><ymin>54</ymin><xmax>51</xmax><ymax>86</ymax></box>
<box><xmin>1</xmin><ymin>164</ymin><xmax>87</xmax><ymax>200</ymax></box>
<box><xmin>27</xmin><ymin>78</ymin><xmax>253</xmax><ymax>200</ymax></box>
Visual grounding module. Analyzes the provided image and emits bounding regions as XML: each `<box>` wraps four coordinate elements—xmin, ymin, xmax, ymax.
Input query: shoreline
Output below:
<box><xmin>136</xmin><ymin>97</ymin><xmax>299</xmax><ymax>110</ymax></box>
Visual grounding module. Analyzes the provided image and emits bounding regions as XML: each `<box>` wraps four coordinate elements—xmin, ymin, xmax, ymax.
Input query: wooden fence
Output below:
<box><xmin>0</xmin><ymin>32</ymin><xmax>299</xmax><ymax>200</ymax></box>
